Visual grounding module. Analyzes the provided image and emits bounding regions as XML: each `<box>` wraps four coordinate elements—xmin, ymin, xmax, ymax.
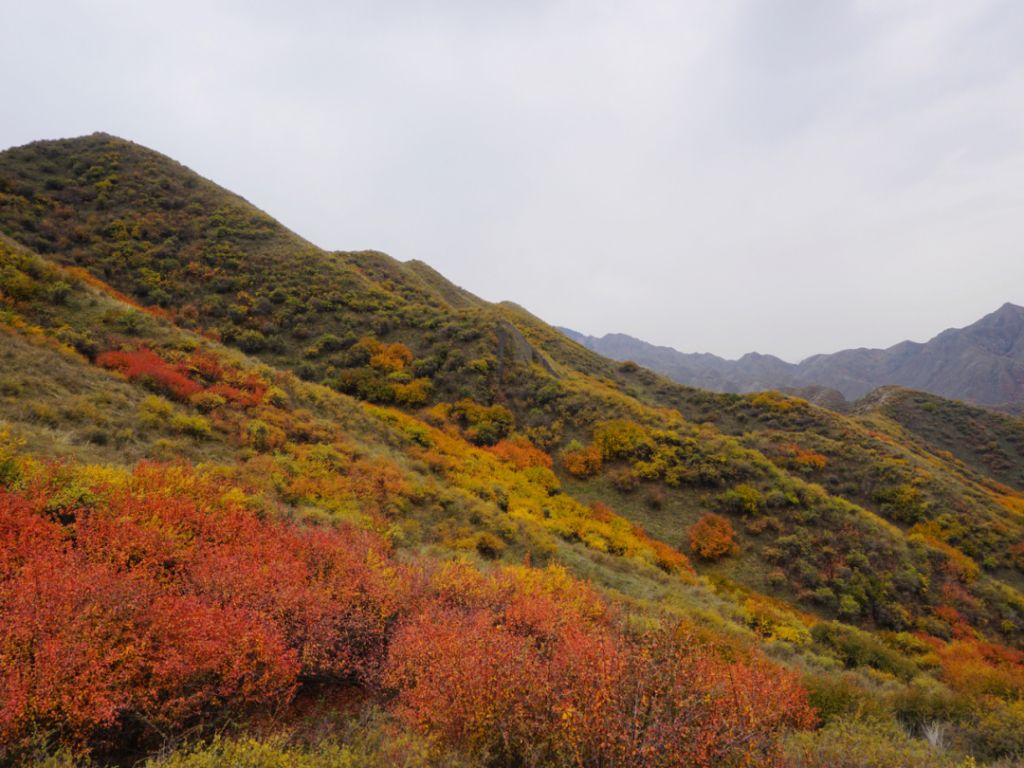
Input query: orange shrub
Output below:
<box><xmin>385</xmin><ymin>606</ymin><xmax>550</xmax><ymax>758</ymax></box>
<box><xmin>688</xmin><ymin>513</ymin><xmax>737</xmax><ymax>561</ymax></box>
<box><xmin>486</xmin><ymin>436</ymin><xmax>553</xmax><ymax>470</ymax></box>
<box><xmin>392</xmin><ymin>377</ymin><xmax>431</xmax><ymax>406</ymax></box>
<box><xmin>780</xmin><ymin>443</ymin><xmax>828</xmax><ymax>471</ymax></box>
<box><xmin>936</xmin><ymin>639</ymin><xmax>1024</xmax><ymax>699</ymax></box>
<box><xmin>561</xmin><ymin>443</ymin><xmax>603</xmax><ymax>478</ymax></box>
<box><xmin>369</xmin><ymin>341</ymin><xmax>414</xmax><ymax>372</ymax></box>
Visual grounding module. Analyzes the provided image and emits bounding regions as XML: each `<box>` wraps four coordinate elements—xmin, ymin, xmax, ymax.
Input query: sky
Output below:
<box><xmin>3</xmin><ymin>0</ymin><xmax>1024</xmax><ymax>361</ymax></box>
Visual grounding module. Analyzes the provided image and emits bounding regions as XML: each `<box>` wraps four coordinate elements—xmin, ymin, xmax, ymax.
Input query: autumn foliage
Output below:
<box><xmin>97</xmin><ymin>347</ymin><xmax>203</xmax><ymax>401</ymax></box>
<box><xmin>96</xmin><ymin>346</ymin><xmax>268</xmax><ymax>407</ymax></box>
<box><xmin>688</xmin><ymin>512</ymin><xmax>737</xmax><ymax>561</ymax></box>
<box><xmin>0</xmin><ymin>462</ymin><xmax>401</xmax><ymax>755</ymax></box>
<box><xmin>561</xmin><ymin>442</ymin><xmax>603</xmax><ymax>478</ymax></box>
<box><xmin>485</xmin><ymin>435</ymin><xmax>553</xmax><ymax>469</ymax></box>
<box><xmin>0</xmin><ymin>459</ymin><xmax>813</xmax><ymax>762</ymax></box>
<box><xmin>385</xmin><ymin>564</ymin><xmax>815</xmax><ymax>767</ymax></box>
<box><xmin>778</xmin><ymin>442</ymin><xmax>829</xmax><ymax>471</ymax></box>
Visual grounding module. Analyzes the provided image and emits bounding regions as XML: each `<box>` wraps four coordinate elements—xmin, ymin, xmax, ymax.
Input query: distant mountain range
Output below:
<box><xmin>559</xmin><ymin>302</ymin><xmax>1024</xmax><ymax>412</ymax></box>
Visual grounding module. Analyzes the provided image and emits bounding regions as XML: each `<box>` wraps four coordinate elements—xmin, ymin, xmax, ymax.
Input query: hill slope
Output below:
<box><xmin>562</xmin><ymin>302</ymin><xmax>1024</xmax><ymax>409</ymax></box>
<box><xmin>2</xmin><ymin>133</ymin><xmax>1024</xmax><ymax>766</ymax></box>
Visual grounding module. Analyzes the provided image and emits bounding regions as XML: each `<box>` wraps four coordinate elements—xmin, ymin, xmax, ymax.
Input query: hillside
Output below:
<box><xmin>562</xmin><ymin>302</ymin><xmax>1024</xmax><ymax>410</ymax></box>
<box><xmin>2</xmin><ymin>133</ymin><xmax>1024</xmax><ymax>767</ymax></box>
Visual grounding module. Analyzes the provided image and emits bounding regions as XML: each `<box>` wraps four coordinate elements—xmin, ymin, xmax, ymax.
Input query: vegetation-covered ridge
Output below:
<box><xmin>1</xmin><ymin>133</ymin><xmax>1023</xmax><ymax>766</ymax></box>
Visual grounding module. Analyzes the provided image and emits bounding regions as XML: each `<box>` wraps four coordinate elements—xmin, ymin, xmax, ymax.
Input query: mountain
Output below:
<box><xmin>562</xmin><ymin>303</ymin><xmax>1024</xmax><ymax>410</ymax></box>
<box><xmin>2</xmin><ymin>133</ymin><xmax>1024</xmax><ymax>766</ymax></box>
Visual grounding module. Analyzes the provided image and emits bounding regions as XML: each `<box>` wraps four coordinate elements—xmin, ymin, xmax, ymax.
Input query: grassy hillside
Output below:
<box><xmin>2</xmin><ymin>134</ymin><xmax>1023</xmax><ymax>766</ymax></box>
<box><xmin>855</xmin><ymin>387</ymin><xmax>1024</xmax><ymax>490</ymax></box>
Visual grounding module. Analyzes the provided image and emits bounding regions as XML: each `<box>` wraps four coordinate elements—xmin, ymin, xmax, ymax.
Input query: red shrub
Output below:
<box><xmin>206</xmin><ymin>382</ymin><xmax>257</xmax><ymax>406</ymax></box>
<box><xmin>1</xmin><ymin>460</ymin><xmax>812</xmax><ymax>763</ymax></box>
<box><xmin>586</xmin><ymin>630</ymin><xmax>815</xmax><ymax>767</ymax></box>
<box><xmin>384</xmin><ymin>606</ymin><xmax>551</xmax><ymax>760</ymax></box>
<box><xmin>384</xmin><ymin>565</ymin><xmax>814</xmax><ymax>767</ymax></box>
<box><xmin>486</xmin><ymin>437</ymin><xmax>553</xmax><ymax>470</ymax></box>
<box><xmin>0</xmin><ymin>463</ymin><xmax>405</xmax><ymax>755</ymax></box>
<box><xmin>96</xmin><ymin>348</ymin><xmax>202</xmax><ymax>401</ymax></box>
<box><xmin>183</xmin><ymin>350</ymin><xmax>225</xmax><ymax>383</ymax></box>
<box><xmin>0</xmin><ymin>493</ymin><xmax>297</xmax><ymax>752</ymax></box>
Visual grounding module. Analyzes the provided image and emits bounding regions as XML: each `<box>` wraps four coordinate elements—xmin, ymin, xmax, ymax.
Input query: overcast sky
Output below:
<box><xmin>4</xmin><ymin>1</ymin><xmax>1024</xmax><ymax>361</ymax></box>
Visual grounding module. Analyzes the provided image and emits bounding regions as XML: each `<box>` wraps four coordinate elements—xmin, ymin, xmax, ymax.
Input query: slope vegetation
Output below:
<box><xmin>1</xmin><ymin>134</ymin><xmax>1023</xmax><ymax>766</ymax></box>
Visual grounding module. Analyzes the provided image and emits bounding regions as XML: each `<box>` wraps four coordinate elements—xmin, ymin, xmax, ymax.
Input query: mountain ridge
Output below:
<box><xmin>560</xmin><ymin>301</ymin><xmax>1024</xmax><ymax>409</ymax></box>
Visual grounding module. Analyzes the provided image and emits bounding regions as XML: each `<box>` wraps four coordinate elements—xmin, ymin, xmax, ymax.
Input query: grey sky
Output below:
<box><xmin>4</xmin><ymin>0</ymin><xmax>1024</xmax><ymax>361</ymax></box>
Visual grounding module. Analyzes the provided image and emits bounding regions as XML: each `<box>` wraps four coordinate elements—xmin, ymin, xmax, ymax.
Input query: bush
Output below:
<box><xmin>785</xmin><ymin>719</ymin><xmax>962</xmax><ymax>768</ymax></box>
<box><xmin>718</xmin><ymin>484</ymin><xmax>765</xmax><ymax>515</ymax></box>
<box><xmin>450</xmin><ymin>399</ymin><xmax>514</xmax><ymax>446</ymax></box>
<box><xmin>687</xmin><ymin>513</ymin><xmax>736</xmax><ymax>561</ymax></box>
<box><xmin>171</xmin><ymin>413</ymin><xmax>213</xmax><ymax>439</ymax></box>
<box><xmin>139</xmin><ymin>394</ymin><xmax>174</xmax><ymax>427</ymax></box>
<box><xmin>802</xmin><ymin>672</ymin><xmax>875</xmax><ymax>724</ymax></box>
<box><xmin>244</xmin><ymin>419</ymin><xmax>285</xmax><ymax>452</ymax></box>
<box><xmin>487</xmin><ymin>436</ymin><xmax>553</xmax><ymax>470</ymax></box>
<box><xmin>811</xmin><ymin>622</ymin><xmax>919</xmax><ymax>681</ymax></box>
<box><xmin>0</xmin><ymin>463</ymin><xmax>404</xmax><ymax>756</ymax></box>
<box><xmin>561</xmin><ymin>442</ymin><xmax>603</xmax><ymax>478</ymax></box>
<box><xmin>592</xmin><ymin>419</ymin><xmax>652</xmax><ymax>461</ymax></box>
<box><xmin>97</xmin><ymin>348</ymin><xmax>201</xmax><ymax>401</ymax></box>
<box><xmin>0</xmin><ymin>431</ymin><xmax>24</xmax><ymax>488</ymax></box>
<box><xmin>385</xmin><ymin>595</ymin><xmax>815</xmax><ymax>767</ymax></box>
<box><xmin>968</xmin><ymin>699</ymin><xmax>1024</xmax><ymax>760</ymax></box>
<box><xmin>610</xmin><ymin>467</ymin><xmax>639</xmax><ymax>493</ymax></box>
<box><xmin>236</xmin><ymin>329</ymin><xmax>267</xmax><ymax>352</ymax></box>
<box><xmin>145</xmin><ymin>736</ymin><xmax>353</xmax><ymax>768</ymax></box>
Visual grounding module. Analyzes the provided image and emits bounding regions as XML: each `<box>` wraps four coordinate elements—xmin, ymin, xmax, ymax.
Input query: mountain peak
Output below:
<box><xmin>986</xmin><ymin>302</ymin><xmax>1024</xmax><ymax>322</ymax></box>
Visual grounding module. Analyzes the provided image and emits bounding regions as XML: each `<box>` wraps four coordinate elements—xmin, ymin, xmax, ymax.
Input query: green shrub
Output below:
<box><xmin>145</xmin><ymin>735</ymin><xmax>354</xmax><ymax>768</ymax></box>
<box><xmin>811</xmin><ymin>622</ymin><xmax>919</xmax><ymax>681</ymax></box>
<box><xmin>139</xmin><ymin>395</ymin><xmax>174</xmax><ymax>427</ymax></box>
<box><xmin>802</xmin><ymin>672</ymin><xmax>880</xmax><ymax>724</ymax></box>
<box><xmin>718</xmin><ymin>483</ymin><xmax>765</xmax><ymax>515</ymax></box>
<box><xmin>0</xmin><ymin>430</ymin><xmax>24</xmax><ymax>488</ymax></box>
<box><xmin>890</xmin><ymin>678</ymin><xmax>969</xmax><ymax>734</ymax></box>
<box><xmin>785</xmin><ymin>719</ymin><xmax>963</xmax><ymax>768</ymax></box>
<box><xmin>969</xmin><ymin>700</ymin><xmax>1024</xmax><ymax>761</ymax></box>
<box><xmin>171</xmin><ymin>413</ymin><xmax>212</xmax><ymax>439</ymax></box>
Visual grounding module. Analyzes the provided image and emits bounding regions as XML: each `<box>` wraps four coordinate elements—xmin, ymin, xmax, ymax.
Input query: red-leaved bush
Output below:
<box><xmin>0</xmin><ymin>461</ymin><xmax>814</xmax><ymax>763</ymax></box>
<box><xmin>0</xmin><ymin>462</ymin><xmax>402</xmax><ymax>754</ymax></box>
<box><xmin>96</xmin><ymin>348</ymin><xmax>202</xmax><ymax>401</ymax></box>
<box><xmin>96</xmin><ymin>347</ymin><xmax>266</xmax><ymax>406</ymax></box>
<box><xmin>384</xmin><ymin>563</ymin><xmax>816</xmax><ymax>768</ymax></box>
